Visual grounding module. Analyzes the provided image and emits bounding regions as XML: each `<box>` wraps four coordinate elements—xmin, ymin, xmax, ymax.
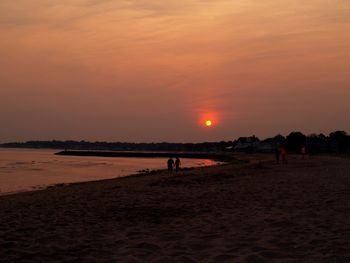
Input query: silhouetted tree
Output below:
<box><xmin>306</xmin><ymin>134</ymin><xmax>328</xmax><ymax>154</ymax></box>
<box><xmin>286</xmin><ymin>132</ymin><xmax>306</xmax><ymax>153</ymax></box>
<box><xmin>329</xmin><ymin>131</ymin><xmax>349</xmax><ymax>153</ymax></box>
<box><xmin>1</xmin><ymin>131</ymin><xmax>349</xmax><ymax>154</ymax></box>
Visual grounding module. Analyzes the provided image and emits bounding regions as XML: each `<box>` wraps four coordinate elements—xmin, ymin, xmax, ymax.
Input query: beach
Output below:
<box><xmin>0</xmin><ymin>155</ymin><xmax>349</xmax><ymax>262</ymax></box>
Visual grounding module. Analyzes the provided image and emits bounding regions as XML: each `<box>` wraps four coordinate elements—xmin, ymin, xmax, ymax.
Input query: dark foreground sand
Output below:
<box><xmin>0</xmin><ymin>155</ymin><xmax>349</xmax><ymax>262</ymax></box>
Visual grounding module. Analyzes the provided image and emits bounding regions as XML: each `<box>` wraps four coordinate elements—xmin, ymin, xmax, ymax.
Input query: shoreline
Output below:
<box><xmin>0</xmin><ymin>157</ymin><xmax>233</xmax><ymax>198</ymax></box>
<box><xmin>0</xmin><ymin>154</ymin><xmax>250</xmax><ymax>200</ymax></box>
<box><xmin>0</xmin><ymin>147</ymin><xmax>235</xmax><ymax>197</ymax></box>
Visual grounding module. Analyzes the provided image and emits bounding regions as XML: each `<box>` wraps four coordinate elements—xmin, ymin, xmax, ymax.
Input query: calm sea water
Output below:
<box><xmin>0</xmin><ymin>148</ymin><xmax>218</xmax><ymax>195</ymax></box>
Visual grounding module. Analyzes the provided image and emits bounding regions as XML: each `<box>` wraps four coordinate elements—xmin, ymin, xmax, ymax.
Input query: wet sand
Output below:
<box><xmin>0</xmin><ymin>155</ymin><xmax>349</xmax><ymax>262</ymax></box>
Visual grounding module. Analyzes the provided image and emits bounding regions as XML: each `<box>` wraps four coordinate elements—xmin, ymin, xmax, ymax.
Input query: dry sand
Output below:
<box><xmin>0</xmin><ymin>155</ymin><xmax>349</xmax><ymax>262</ymax></box>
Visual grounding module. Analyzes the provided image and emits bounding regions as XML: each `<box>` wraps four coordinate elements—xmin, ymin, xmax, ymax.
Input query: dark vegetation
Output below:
<box><xmin>234</xmin><ymin>131</ymin><xmax>350</xmax><ymax>154</ymax></box>
<box><xmin>0</xmin><ymin>131</ymin><xmax>349</xmax><ymax>154</ymax></box>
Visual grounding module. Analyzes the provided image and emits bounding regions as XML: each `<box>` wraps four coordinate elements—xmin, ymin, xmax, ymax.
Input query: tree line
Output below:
<box><xmin>0</xmin><ymin>130</ymin><xmax>349</xmax><ymax>154</ymax></box>
<box><xmin>236</xmin><ymin>131</ymin><xmax>350</xmax><ymax>154</ymax></box>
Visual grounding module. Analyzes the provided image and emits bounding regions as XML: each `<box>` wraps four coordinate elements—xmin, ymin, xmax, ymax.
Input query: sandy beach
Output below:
<box><xmin>0</xmin><ymin>155</ymin><xmax>349</xmax><ymax>262</ymax></box>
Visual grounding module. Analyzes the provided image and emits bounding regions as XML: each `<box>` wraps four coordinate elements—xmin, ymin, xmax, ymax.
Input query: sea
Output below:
<box><xmin>0</xmin><ymin>148</ymin><xmax>218</xmax><ymax>195</ymax></box>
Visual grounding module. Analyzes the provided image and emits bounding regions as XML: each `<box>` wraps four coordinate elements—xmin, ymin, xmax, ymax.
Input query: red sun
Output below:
<box><xmin>198</xmin><ymin>111</ymin><xmax>219</xmax><ymax>128</ymax></box>
<box><xmin>205</xmin><ymin>120</ymin><xmax>213</xmax><ymax>127</ymax></box>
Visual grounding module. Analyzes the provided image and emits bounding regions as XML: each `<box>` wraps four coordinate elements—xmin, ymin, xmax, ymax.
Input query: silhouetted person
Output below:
<box><xmin>301</xmin><ymin>146</ymin><xmax>306</xmax><ymax>159</ymax></box>
<box><xmin>280</xmin><ymin>146</ymin><xmax>287</xmax><ymax>163</ymax></box>
<box><xmin>274</xmin><ymin>147</ymin><xmax>280</xmax><ymax>164</ymax></box>
<box><xmin>175</xmin><ymin>157</ymin><xmax>181</xmax><ymax>172</ymax></box>
<box><xmin>167</xmin><ymin>158</ymin><xmax>174</xmax><ymax>174</ymax></box>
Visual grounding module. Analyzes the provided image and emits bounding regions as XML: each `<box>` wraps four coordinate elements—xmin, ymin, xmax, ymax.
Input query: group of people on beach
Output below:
<box><xmin>275</xmin><ymin>145</ymin><xmax>307</xmax><ymax>164</ymax></box>
<box><xmin>167</xmin><ymin>157</ymin><xmax>181</xmax><ymax>173</ymax></box>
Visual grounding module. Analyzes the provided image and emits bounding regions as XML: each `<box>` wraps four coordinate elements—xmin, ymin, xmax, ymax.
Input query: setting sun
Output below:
<box><xmin>198</xmin><ymin>111</ymin><xmax>219</xmax><ymax>129</ymax></box>
<box><xmin>205</xmin><ymin>120</ymin><xmax>212</xmax><ymax>127</ymax></box>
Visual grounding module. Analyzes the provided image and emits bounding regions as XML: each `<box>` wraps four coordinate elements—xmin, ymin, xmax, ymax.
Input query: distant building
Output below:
<box><xmin>234</xmin><ymin>141</ymin><xmax>274</xmax><ymax>153</ymax></box>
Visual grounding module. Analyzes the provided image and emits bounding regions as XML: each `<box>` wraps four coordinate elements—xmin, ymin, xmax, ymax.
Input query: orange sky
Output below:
<box><xmin>1</xmin><ymin>0</ymin><xmax>349</xmax><ymax>142</ymax></box>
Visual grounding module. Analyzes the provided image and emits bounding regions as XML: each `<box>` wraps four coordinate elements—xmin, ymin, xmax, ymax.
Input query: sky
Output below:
<box><xmin>1</xmin><ymin>0</ymin><xmax>349</xmax><ymax>142</ymax></box>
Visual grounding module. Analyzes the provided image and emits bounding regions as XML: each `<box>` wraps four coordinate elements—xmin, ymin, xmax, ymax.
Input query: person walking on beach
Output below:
<box><xmin>280</xmin><ymin>146</ymin><xmax>287</xmax><ymax>163</ymax></box>
<box><xmin>167</xmin><ymin>158</ymin><xmax>174</xmax><ymax>174</ymax></box>
<box><xmin>175</xmin><ymin>157</ymin><xmax>181</xmax><ymax>172</ymax></box>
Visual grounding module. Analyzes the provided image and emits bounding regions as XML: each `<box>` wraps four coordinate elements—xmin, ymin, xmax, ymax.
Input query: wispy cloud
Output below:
<box><xmin>0</xmin><ymin>0</ymin><xmax>349</xmax><ymax>141</ymax></box>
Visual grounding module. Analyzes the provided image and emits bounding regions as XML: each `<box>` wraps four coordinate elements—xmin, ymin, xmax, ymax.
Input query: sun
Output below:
<box><xmin>205</xmin><ymin>120</ymin><xmax>212</xmax><ymax>127</ymax></box>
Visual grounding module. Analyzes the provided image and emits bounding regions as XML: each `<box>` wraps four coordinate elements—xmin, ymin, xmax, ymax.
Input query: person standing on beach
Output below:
<box><xmin>280</xmin><ymin>146</ymin><xmax>287</xmax><ymax>163</ymax></box>
<box><xmin>301</xmin><ymin>146</ymin><xmax>306</xmax><ymax>159</ymax></box>
<box><xmin>175</xmin><ymin>157</ymin><xmax>181</xmax><ymax>172</ymax></box>
<box><xmin>167</xmin><ymin>158</ymin><xmax>174</xmax><ymax>174</ymax></box>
